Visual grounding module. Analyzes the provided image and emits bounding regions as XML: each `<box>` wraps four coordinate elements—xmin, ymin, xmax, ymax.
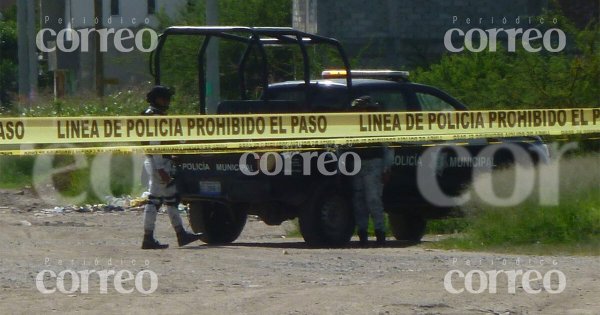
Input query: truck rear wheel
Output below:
<box><xmin>188</xmin><ymin>202</ymin><xmax>247</xmax><ymax>245</ymax></box>
<box><xmin>388</xmin><ymin>212</ymin><xmax>426</xmax><ymax>241</ymax></box>
<box><xmin>299</xmin><ymin>187</ymin><xmax>354</xmax><ymax>247</ymax></box>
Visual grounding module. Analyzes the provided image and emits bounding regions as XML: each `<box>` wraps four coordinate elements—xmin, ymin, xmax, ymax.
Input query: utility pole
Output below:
<box><xmin>94</xmin><ymin>0</ymin><xmax>104</xmax><ymax>97</ymax></box>
<box><xmin>17</xmin><ymin>0</ymin><xmax>37</xmax><ymax>108</ymax></box>
<box><xmin>27</xmin><ymin>0</ymin><xmax>36</xmax><ymax>101</ymax></box>
<box><xmin>205</xmin><ymin>0</ymin><xmax>220</xmax><ymax>114</ymax></box>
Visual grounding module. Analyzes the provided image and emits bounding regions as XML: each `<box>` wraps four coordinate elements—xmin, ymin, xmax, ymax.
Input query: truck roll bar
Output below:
<box><xmin>151</xmin><ymin>26</ymin><xmax>353</xmax><ymax>114</ymax></box>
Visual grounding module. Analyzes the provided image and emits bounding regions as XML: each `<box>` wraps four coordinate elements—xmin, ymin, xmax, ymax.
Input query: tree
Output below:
<box><xmin>413</xmin><ymin>11</ymin><xmax>599</xmax><ymax>110</ymax></box>
<box><xmin>0</xmin><ymin>4</ymin><xmax>17</xmax><ymax>109</ymax></box>
<box><xmin>556</xmin><ymin>0</ymin><xmax>599</xmax><ymax>29</ymax></box>
<box><xmin>153</xmin><ymin>0</ymin><xmax>293</xmax><ymax>113</ymax></box>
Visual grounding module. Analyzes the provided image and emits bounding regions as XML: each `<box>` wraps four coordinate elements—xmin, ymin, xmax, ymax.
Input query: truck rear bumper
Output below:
<box><xmin>179</xmin><ymin>178</ymin><xmax>271</xmax><ymax>204</ymax></box>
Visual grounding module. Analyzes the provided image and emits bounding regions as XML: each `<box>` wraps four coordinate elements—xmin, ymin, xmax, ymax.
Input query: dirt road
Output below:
<box><xmin>0</xmin><ymin>189</ymin><xmax>598</xmax><ymax>315</ymax></box>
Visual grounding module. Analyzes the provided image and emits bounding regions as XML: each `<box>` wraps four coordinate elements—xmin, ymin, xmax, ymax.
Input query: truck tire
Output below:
<box><xmin>388</xmin><ymin>212</ymin><xmax>426</xmax><ymax>241</ymax></box>
<box><xmin>299</xmin><ymin>187</ymin><xmax>355</xmax><ymax>247</ymax></box>
<box><xmin>188</xmin><ymin>202</ymin><xmax>247</xmax><ymax>245</ymax></box>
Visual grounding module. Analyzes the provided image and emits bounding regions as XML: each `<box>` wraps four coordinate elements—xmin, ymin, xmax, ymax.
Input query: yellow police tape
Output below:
<box><xmin>0</xmin><ymin>108</ymin><xmax>598</xmax><ymax>155</ymax></box>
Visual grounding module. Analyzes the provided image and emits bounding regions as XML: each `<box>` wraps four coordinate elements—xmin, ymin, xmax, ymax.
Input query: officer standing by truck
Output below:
<box><xmin>141</xmin><ymin>86</ymin><xmax>202</xmax><ymax>249</ymax></box>
<box><xmin>351</xmin><ymin>96</ymin><xmax>394</xmax><ymax>246</ymax></box>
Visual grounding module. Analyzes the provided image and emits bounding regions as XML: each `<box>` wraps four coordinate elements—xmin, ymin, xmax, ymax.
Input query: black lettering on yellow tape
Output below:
<box><xmin>0</xmin><ymin>109</ymin><xmax>598</xmax><ymax>148</ymax></box>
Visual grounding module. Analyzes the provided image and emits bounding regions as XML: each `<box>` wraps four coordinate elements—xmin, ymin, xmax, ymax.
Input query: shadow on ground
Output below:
<box><xmin>181</xmin><ymin>240</ymin><xmax>423</xmax><ymax>250</ymax></box>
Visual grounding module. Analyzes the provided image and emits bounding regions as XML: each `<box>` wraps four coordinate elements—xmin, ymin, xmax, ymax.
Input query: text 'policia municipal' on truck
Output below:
<box><xmin>151</xmin><ymin>27</ymin><xmax>549</xmax><ymax>247</ymax></box>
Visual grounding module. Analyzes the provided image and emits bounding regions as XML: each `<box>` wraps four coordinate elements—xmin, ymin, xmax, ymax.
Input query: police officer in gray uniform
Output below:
<box><xmin>141</xmin><ymin>86</ymin><xmax>202</xmax><ymax>249</ymax></box>
<box><xmin>351</xmin><ymin>96</ymin><xmax>394</xmax><ymax>246</ymax></box>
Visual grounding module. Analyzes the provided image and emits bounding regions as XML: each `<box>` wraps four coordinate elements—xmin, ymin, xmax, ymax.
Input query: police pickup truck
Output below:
<box><xmin>152</xmin><ymin>27</ymin><xmax>549</xmax><ymax>246</ymax></box>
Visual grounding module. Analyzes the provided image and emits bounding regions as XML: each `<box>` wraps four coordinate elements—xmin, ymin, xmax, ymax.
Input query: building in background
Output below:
<box><xmin>0</xmin><ymin>0</ymin><xmax>16</xmax><ymax>11</ymax></box>
<box><xmin>40</xmin><ymin>0</ymin><xmax>185</xmax><ymax>96</ymax></box>
<box><xmin>29</xmin><ymin>0</ymin><xmax>565</xmax><ymax>96</ymax></box>
<box><xmin>293</xmin><ymin>0</ymin><xmax>549</xmax><ymax>68</ymax></box>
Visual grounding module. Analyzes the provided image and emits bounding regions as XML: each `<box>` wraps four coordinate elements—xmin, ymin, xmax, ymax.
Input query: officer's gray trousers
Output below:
<box><xmin>352</xmin><ymin>158</ymin><xmax>385</xmax><ymax>231</ymax></box>
<box><xmin>142</xmin><ymin>159</ymin><xmax>184</xmax><ymax>233</ymax></box>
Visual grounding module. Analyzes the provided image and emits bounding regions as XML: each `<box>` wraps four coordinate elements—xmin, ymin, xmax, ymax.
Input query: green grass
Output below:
<box><xmin>430</xmin><ymin>238</ymin><xmax>600</xmax><ymax>256</ymax></box>
<box><xmin>0</xmin><ymin>154</ymin><xmax>146</xmax><ymax>204</ymax></box>
<box><xmin>0</xmin><ymin>87</ymin><xmax>200</xmax><ymax>117</ymax></box>
<box><xmin>426</xmin><ymin>218</ymin><xmax>469</xmax><ymax>235</ymax></box>
<box><xmin>432</xmin><ymin>194</ymin><xmax>600</xmax><ymax>256</ymax></box>
<box><xmin>0</xmin><ymin>156</ymin><xmax>35</xmax><ymax>188</ymax></box>
<box><xmin>54</xmin><ymin>154</ymin><xmax>146</xmax><ymax>204</ymax></box>
<box><xmin>431</xmin><ymin>155</ymin><xmax>600</xmax><ymax>255</ymax></box>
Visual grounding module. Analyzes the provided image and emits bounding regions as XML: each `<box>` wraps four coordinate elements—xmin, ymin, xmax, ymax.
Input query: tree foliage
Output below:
<box><xmin>413</xmin><ymin>13</ymin><xmax>599</xmax><ymax>110</ymax></box>
<box><xmin>0</xmin><ymin>5</ymin><xmax>17</xmax><ymax>108</ymax></box>
<box><xmin>153</xmin><ymin>0</ymin><xmax>294</xmax><ymax>110</ymax></box>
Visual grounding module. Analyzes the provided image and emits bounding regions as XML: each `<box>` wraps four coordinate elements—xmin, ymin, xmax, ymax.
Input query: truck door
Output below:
<box><xmin>352</xmin><ymin>87</ymin><xmax>426</xmax><ymax>208</ymax></box>
<box><xmin>409</xmin><ymin>86</ymin><xmax>489</xmax><ymax>206</ymax></box>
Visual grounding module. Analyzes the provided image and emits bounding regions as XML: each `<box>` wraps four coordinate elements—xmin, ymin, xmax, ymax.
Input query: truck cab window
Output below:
<box><xmin>366</xmin><ymin>90</ymin><xmax>409</xmax><ymax>111</ymax></box>
<box><xmin>416</xmin><ymin>92</ymin><xmax>455</xmax><ymax>111</ymax></box>
<box><xmin>311</xmin><ymin>89</ymin><xmax>348</xmax><ymax>112</ymax></box>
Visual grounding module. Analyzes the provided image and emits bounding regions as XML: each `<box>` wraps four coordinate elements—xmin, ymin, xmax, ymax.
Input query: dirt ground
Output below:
<box><xmin>0</xmin><ymin>188</ymin><xmax>598</xmax><ymax>315</ymax></box>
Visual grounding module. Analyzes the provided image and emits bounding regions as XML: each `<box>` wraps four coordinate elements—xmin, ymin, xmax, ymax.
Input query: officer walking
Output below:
<box><xmin>141</xmin><ymin>86</ymin><xmax>202</xmax><ymax>249</ymax></box>
<box><xmin>351</xmin><ymin>96</ymin><xmax>394</xmax><ymax>246</ymax></box>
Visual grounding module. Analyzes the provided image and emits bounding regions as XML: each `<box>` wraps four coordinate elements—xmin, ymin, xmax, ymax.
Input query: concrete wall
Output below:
<box><xmin>41</xmin><ymin>0</ymin><xmax>186</xmax><ymax>94</ymax></box>
<box><xmin>50</xmin><ymin>0</ymin><xmax>185</xmax><ymax>29</ymax></box>
<box><xmin>294</xmin><ymin>0</ymin><xmax>549</xmax><ymax>68</ymax></box>
<box><xmin>101</xmin><ymin>0</ymin><xmax>185</xmax><ymax>29</ymax></box>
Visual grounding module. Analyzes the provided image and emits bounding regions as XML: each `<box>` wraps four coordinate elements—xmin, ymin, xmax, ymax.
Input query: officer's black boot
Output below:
<box><xmin>375</xmin><ymin>229</ymin><xmax>386</xmax><ymax>246</ymax></box>
<box><xmin>176</xmin><ymin>229</ymin><xmax>203</xmax><ymax>247</ymax></box>
<box><xmin>142</xmin><ymin>232</ymin><xmax>169</xmax><ymax>250</ymax></box>
<box><xmin>358</xmin><ymin>230</ymin><xmax>368</xmax><ymax>246</ymax></box>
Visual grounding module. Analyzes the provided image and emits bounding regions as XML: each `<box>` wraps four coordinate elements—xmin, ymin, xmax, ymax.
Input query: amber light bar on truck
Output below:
<box><xmin>321</xmin><ymin>70</ymin><xmax>410</xmax><ymax>82</ymax></box>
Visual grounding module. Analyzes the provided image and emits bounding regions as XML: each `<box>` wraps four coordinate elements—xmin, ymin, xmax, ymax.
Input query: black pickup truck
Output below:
<box><xmin>152</xmin><ymin>27</ymin><xmax>549</xmax><ymax>246</ymax></box>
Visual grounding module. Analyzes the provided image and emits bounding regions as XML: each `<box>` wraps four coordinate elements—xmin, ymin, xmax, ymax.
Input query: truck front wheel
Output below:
<box><xmin>388</xmin><ymin>212</ymin><xmax>426</xmax><ymax>241</ymax></box>
<box><xmin>188</xmin><ymin>202</ymin><xmax>247</xmax><ymax>245</ymax></box>
<box><xmin>299</xmin><ymin>188</ymin><xmax>355</xmax><ymax>247</ymax></box>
